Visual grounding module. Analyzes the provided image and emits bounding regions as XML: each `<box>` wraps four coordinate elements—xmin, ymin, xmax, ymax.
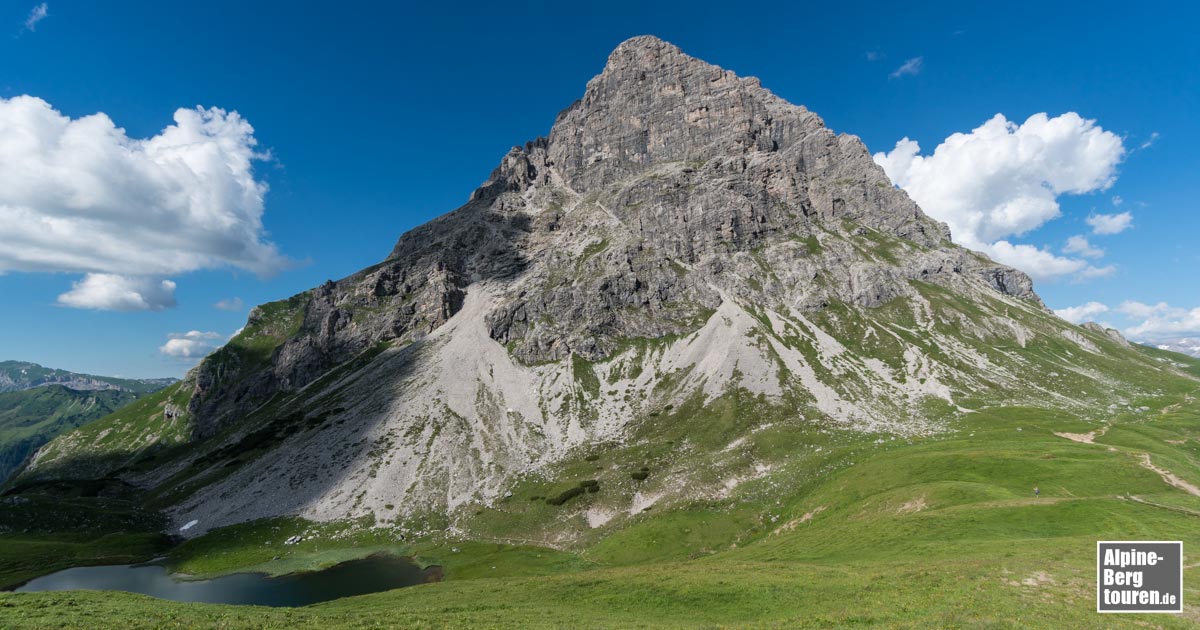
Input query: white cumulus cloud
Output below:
<box><xmin>56</xmin><ymin>273</ymin><xmax>177</xmax><ymax>312</ymax></box>
<box><xmin>159</xmin><ymin>330</ymin><xmax>225</xmax><ymax>360</ymax></box>
<box><xmin>1119</xmin><ymin>301</ymin><xmax>1200</xmax><ymax>341</ymax></box>
<box><xmin>984</xmin><ymin>241</ymin><xmax>1087</xmax><ymax>280</ymax></box>
<box><xmin>1086</xmin><ymin>211</ymin><xmax>1134</xmax><ymax>235</ymax></box>
<box><xmin>0</xmin><ymin>95</ymin><xmax>289</xmax><ymax>310</ymax></box>
<box><xmin>1054</xmin><ymin>301</ymin><xmax>1110</xmax><ymax>324</ymax></box>
<box><xmin>873</xmin><ymin>112</ymin><xmax>1125</xmax><ymax>281</ymax></box>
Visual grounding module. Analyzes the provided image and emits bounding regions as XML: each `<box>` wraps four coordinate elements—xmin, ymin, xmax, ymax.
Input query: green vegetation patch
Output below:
<box><xmin>571</xmin><ymin>354</ymin><xmax>601</xmax><ymax>398</ymax></box>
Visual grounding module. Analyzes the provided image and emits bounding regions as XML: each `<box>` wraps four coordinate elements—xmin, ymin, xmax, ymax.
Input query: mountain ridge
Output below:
<box><xmin>0</xmin><ymin>360</ymin><xmax>176</xmax><ymax>395</ymax></box>
<box><xmin>1146</xmin><ymin>337</ymin><xmax>1200</xmax><ymax>358</ymax></box>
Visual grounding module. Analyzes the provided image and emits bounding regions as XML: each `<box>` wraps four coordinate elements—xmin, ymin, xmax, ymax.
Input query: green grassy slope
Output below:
<box><xmin>0</xmin><ymin>386</ymin><xmax>139</xmax><ymax>482</ymax></box>
<box><xmin>2</xmin><ymin>371</ymin><xmax>1198</xmax><ymax>628</ymax></box>
<box><xmin>18</xmin><ymin>382</ymin><xmax>195</xmax><ymax>482</ymax></box>
<box><xmin>18</xmin><ymin>293</ymin><xmax>310</xmax><ymax>484</ymax></box>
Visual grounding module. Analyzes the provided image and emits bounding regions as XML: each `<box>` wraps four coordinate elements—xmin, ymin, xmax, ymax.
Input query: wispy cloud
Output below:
<box><xmin>1064</xmin><ymin>235</ymin><xmax>1105</xmax><ymax>259</ymax></box>
<box><xmin>21</xmin><ymin>3</ymin><xmax>48</xmax><ymax>33</ymax></box>
<box><xmin>1054</xmin><ymin>300</ymin><xmax>1200</xmax><ymax>346</ymax></box>
<box><xmin>1075</xmin><ymin>264</ymin><xmax>1116</xmax><ymax>280</ymax></box>
<box><xmin>865</xmin><ymin>50</ymin><xmax>884</xmax><ymax>62</ymax></box>
<box><xmin>1139</xmin><ymin>131</ymin><xmax>1160</xmax><ymax>150</ymax></box>
<box><xmin>889</xmin><ymin>56</ymin><xmax>923</xmax><ymax>79</ymax></box>
<box><xmin>214</xmin><ymin>297</ymin><xmax>244</xmax><ymax>311</ymax></box>
<box><xmin>1119</xmin><ymin>301</ymin><xmax>1200</xmax><ymax>341</ymax></box>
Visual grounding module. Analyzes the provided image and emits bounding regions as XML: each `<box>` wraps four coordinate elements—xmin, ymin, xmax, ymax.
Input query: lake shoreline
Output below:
<box><xmin>9</xmin><ymin>552</ymin><xmax>441</xmax><ymax>607</ymax></box>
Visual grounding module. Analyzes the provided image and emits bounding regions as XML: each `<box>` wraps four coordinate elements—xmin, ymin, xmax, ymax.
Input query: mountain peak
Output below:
<box><xmin>601</xmin><ymin>36</ymin><xmax>750</xmax><ymax>87</ymax></box>
<box><xmin>612</xmin><ymin>34</ymin><xmax>671</xmax><ymax>50</ymax></box>
<box><xmin>548</xmin><ymin>36</ymin><xmax>823</xmax><ymax>193</ymax></box>
<box><xmin>602</xmin><ymin>35</ymin><xmax>692</xmax><ymax>73</ymax></box>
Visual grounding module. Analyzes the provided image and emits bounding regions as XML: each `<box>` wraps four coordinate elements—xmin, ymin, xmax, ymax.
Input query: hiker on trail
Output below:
<box><xmin>1034</xmin><ymin>486</ymin><xmax>1040</xmax><ymax>498</ymax></box>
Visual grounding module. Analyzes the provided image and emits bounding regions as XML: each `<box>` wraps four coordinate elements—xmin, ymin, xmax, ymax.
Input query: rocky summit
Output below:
<box><xmin>21</xmin><ymin>36</ymin><xmax>1184</xmax><ymax>539</ymax></box>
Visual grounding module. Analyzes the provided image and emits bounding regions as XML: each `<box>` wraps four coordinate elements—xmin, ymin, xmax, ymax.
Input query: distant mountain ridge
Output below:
<box><xmin>0</xmin><ymin>361</ymin><xmax>176</xmax><ymax>395</ymax></box>
<box><xmin>1148</xmin><ymin>338</ymin><xmax>1200</xmax><ymax>358</ymax></box>
<box><xmin>0</xmin><ymin>361</ymin><xmax>175</xmax><ymax>482</ymax></box>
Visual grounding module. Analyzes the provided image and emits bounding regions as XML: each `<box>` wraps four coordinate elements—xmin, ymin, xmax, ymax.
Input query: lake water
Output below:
<box><xmin>12</xmin><ymin>554</ymin><xmax>440</xmax><ymax>607</ymax></box>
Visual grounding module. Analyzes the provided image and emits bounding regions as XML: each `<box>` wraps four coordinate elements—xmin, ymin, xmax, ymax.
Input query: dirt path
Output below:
<box><xmin>1050</xmin><ymin>424</ymin><xmax>1200</xmax><ymax>497</ymax></box>
<box><xmin>1126</xmin><ymin>495</ymin><xmax>1200</xmax><ymax>517</ymax></box>
<box><xmin>1137</xmin><ymin>453</ymin><xmax>1200</xmax><ymax>497</ymax></box>
<box><xmin>1161</xmin><ymin>386</ymin><xmax>1200</xmax><ymax>416</ymax></box>
<box><xmin>940</xmin><ymin>497</ymin><xmax>1079</xmax><ymax>510</ymax></box>
<box><xmin>1051</xmin><ymin>423</ymin><xmax>1200</xmax><ymax>498</ymax></box>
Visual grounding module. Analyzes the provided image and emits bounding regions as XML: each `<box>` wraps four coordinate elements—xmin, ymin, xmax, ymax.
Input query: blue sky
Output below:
<box><xmin>0</xmin><ymin>0</ymin><xmax>1196</xmax><ymax>377</ymax></box>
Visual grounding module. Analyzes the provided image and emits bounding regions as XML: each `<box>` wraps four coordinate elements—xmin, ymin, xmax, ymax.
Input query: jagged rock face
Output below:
<box><xmin>547</xmin><ymin>37</ymin><xmax>948</xmax><ymax>244</ymax></box>
<box><xmin>548</xmin><ymin>36</ymin><xmax>819</xmax><ymax>191</ymax></box>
